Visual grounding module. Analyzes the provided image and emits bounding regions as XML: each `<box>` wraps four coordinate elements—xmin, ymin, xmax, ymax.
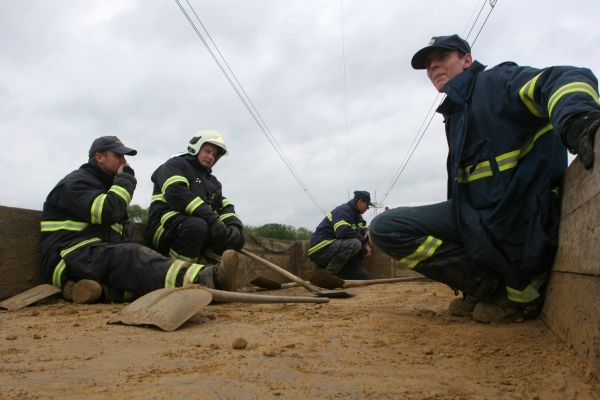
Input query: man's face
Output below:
<box><xmin>356</xmin><ymin>199</ymin><xmax>369</xmax><ymax>214</ymax></box>
<box><xmin>197</xmin><ymin>143</ymin><xmax>221</xmax><ymax>168</ymax></box>
<box><xmin>95</xmin><ymin>151</ymin><xmax>126</xmax><ymax>175</ymax></box>
<box><xmin>425</xmin><ymin>49</ymin><xmax>473</xmax><ymax>92</ymax></box>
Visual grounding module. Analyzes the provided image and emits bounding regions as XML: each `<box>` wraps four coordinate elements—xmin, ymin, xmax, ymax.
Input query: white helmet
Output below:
<box><xmin>187</xmin><ymin>130</ymin><xmax>228</xmax><ymax>157</ymax></box>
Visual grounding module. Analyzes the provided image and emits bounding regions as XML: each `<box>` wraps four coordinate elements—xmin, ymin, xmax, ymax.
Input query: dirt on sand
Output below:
<box><xmin>1</xmin><ymin>281</ymin><xmax>598</xmax><ymax>400</ymax></box>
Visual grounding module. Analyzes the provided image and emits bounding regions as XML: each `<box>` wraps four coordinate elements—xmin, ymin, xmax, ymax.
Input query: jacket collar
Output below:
<box><xmin>437</xmin><ymin>60</ymin><xmax>486</xmax><ymax>114</ymax></box>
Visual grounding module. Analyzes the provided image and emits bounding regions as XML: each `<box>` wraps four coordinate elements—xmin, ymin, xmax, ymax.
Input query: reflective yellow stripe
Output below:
<box><xmin>164</xmin><ymin>259</ymin><xmax>186</xmax><ymax>288</ymax></box>
<box><xmin>169</xmin><ymin>248</ymin><xmax>195</xmax><ymax>263</ymax></box>
<box><xmin>219</xmin><ymin>212</ymin><xmax>239</xmax><ymax>221</ymax></box>
<box><xmin>183</xmin><ymin>263</ymin><xmax>204</xmax><ymax>286</ymax></box>
<box><xmin>151</xmin><ymin>193</ymin><xmax>166</xmax><ymax>203</ymax></box>
<box><xmin>506</xmin><ymin>285</ymin><xmax>540</xmax><ymax>303</ymax></box>
<box><xmin>123</xmin><ymin>291</ymin><xmax>134</xmax><ymax>301</ymax></box>
<box><xmin>162</xmin><ymin>175</ymin><xmax>189</xmax><ymax>194</ymax></box>
<box><xmin>221</xmin><ymin>198</ymin><xmax>232</xmax><ymax>208</ymax></box>
<box><xmin>109</xmin><ymin>185</ymin><xmax>132</xmax><ymax>205</ymax></box>
<box><xmin>548</xmin><ymin>81</ymin><xmax>600</xmax><ymax>117</ymax></box>
<box><xmin>91</xmin><ymin>194</ymin><xmax>107</xmax><ymax>224</ymax></box>
<box><xmin>52</xmin><ymin>237</ymin><xmax>102</xmax><ymax>288</ymax></box>
<box><xmin>308</xmin><ymin>239</ymin><xmax>335</xmax><ymax>255</ymax></box>
<box><xmin>518</xmin><ymin>72</ymin><xmax>546</xmax><ymax>117</ymax></box>
<box><xmin>185</xmin><ymin>197</ymin><xmax>205</xmax><ymax>215</ymax></box>
<box><xmin>399</xmin><ymin>236</ymin><xmax>443</xmax><ymax>269</ymax></box>
<box><xmin>326</xmin><ymin>212</ymin><xmax>332</xmax><ymax>221</ymax></box>
<box><xmin>152</xmin><ymin>211</ymin><xmax>179</xmax><ymax>248</ymax></box>
<box><xmin>333</xmin><ymin>220</ymin><xmax>351</xmax><ymax>231</ymax></box>
<box><xmin>52</xmin><ymin>259</ymin><xmax>66</xmax><ymax>288</ymax></box>
<box><xmin>111</xmin><ymin>223</ymin><xmax>124</xmax><ymax>235</ymax></box>
<box><xmin>458</xmin><ymin>124</ymin><xmax>553</xmax><ymax>184</ymax></box>
<box><xmin>41</xmin><ymin>220</ymin><xmax>89</xmax><ymax>232</ymax></box>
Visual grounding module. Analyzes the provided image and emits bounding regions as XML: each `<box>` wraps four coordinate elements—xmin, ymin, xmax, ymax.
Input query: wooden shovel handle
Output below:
<box><xmin>205</xmin><ymin>288</ymin><xmax>328</xmax><ymax>304</ymax></box>
<box><xmin>239</xmin><ymin>249</ymin><xmax>317</xmax><ymax>294</ymax></box>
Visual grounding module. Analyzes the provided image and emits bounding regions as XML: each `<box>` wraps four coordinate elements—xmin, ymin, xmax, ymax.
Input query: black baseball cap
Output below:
<box><xmin>411</xmin><ymin>34</ymin><xmax>471</xmax><ymax>70</ymax></box>
<box><xmin>354</xmin><ymin>190</ymin><xmax>374</xmax><ymax>206</ymax></box>
<box><xmin>88</xmin><ymin>136</ymin><xmax>137</xmax><ymax>157</ymax></box>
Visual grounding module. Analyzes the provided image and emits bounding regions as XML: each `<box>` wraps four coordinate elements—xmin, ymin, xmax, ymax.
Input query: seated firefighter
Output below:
<box><xmin>146</xmin><ymin>130</ymin><xmax>244</xmax><ymax>264</ymax></box>
<box><xmin>40</xmin><ymin>136</ymin><xmax>238</xmax><ymax>304</ymax></box>
<box><xmin>308</xmin><ymin>191</ymin><xmax>373</xmax><ymax>280</ymax></box>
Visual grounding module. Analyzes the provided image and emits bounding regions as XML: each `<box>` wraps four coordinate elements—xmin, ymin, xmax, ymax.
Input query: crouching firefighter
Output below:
<box><xmin>40</xmin><ymin>136</ymin><xmax>238</xmax><ymax>304</ymax></box>
<box><xmin>146</xmin><ymin>130</ymin><xmax>245</xmax><ymax>264</ymax></box>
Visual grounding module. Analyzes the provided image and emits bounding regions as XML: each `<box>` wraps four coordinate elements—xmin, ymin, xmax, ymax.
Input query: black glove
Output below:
<box><xmin>564</xmin><ymin>111</ymin><xmax>600</xmax><ymax>170</ymax></box>
<box><xmin>209</xmin><ymin>219</ymin><xmax>228</xmax><ymax>242</ymax></box>
<box><xmin>121</xmin><ymin>164</ymin><xmax>135</xmax><ymax>176</ymax></box>
<box><xmin>122</xmin><ymin>220</ymin><xmax>135</xmax><ymax>241</ymax></box>
<box><xmin>225</xmin><ymin>226</ymin><xmax>245</xmax><ymax>251</ymax></box>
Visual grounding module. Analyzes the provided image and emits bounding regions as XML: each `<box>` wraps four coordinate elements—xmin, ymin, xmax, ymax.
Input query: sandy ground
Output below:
<box><xmin>1</xmin><ymin>281</ymin><xmax>599</xmax><ymax>400</ymax></box>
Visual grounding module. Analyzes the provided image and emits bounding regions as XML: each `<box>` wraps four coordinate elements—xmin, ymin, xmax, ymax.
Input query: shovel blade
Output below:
<box><xmin>108</xmin><ymin>287</ymin><xmax>212</xmax><ymax>331</ymax></box>
<box><xmin>308</xmin><ymin>269</ymin><xmax>345</xmax><ymax>290</ymax></box>
<box><xmin>0</xmin><ymin>284</ymin><xmax>62</xmax><ymax>311</ymax></box>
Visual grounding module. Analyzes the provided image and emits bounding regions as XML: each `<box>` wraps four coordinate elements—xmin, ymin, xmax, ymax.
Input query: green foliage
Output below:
<box><xmin>245</xmin><ymin>223</ymin><xmax>313</xmax><ymax>241</ymax></box>
<box><xmin>127</xmin><ymin>204</ymin><xmax>149</xmax><ymax>224</ymax></box>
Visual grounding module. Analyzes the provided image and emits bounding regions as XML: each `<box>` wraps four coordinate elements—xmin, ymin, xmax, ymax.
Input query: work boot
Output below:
<box><xmin>62</xmin><ymin>279</ymin><xmax>103</xmax><ymax>304</ymax></box>
<box><xmin>448</xmin><ymin>295</ymin><xmax>479</xmax><ymax>317</ymax></box>
<box><xmin>472</xmin><ymin>301</ymin><xmax>524</xmax><ymax>323</ymax></box>
<box><xmin>214</xmin><ymin>250</ymin><xmax>239</xmax><ymax>292</ymax></box>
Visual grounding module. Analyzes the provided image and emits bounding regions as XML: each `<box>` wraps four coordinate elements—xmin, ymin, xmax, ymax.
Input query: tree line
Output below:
<box><xmin>127</xmin><ymin>205</ymin><xmax>313</xmax><ymax>241</ymax></box>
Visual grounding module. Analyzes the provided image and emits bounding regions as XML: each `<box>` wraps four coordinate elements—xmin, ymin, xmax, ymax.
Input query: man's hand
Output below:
<box><xmin>565</xmin><ymin>112</ymin><xmax>600</xmax><ymax>170</ymax></box>
<box><xmin>225</xmin><ymin>226</ymin><xmax>245</xmax><ymax>251</ymax></box>
<box><xmin>363</xmin><ymin>243</ymin><xmax>372</xmax><ymax>258</ymax></box>
<box><xmin>118</xmin><ymin>163</ymin><xmax>135</xmax><ymax>176</ymax></box>
<box><xmin>209</xmin><ymin>219</ymin><xmax>228</xmax><ymax>242</ymax></box>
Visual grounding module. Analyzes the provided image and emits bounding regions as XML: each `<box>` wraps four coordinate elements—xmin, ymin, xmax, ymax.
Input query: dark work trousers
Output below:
<box><xmin>155</xmin><ymin>214</ymin><xmax>224</xmax><ymax>261</ymax></box>
<box><xmin>310</xmin><ymin>238</ymin><xmax>369</xmax><ymax>280</ymax></box>
<box><xmin>60</xmin><ymin>242</ymin><xmax>189</xmax><ymax>297</ymax></box>
<box><xmin>369</xmin><ymin>200</ymin><xmax>499</xmax><ymax>300</ymax></box>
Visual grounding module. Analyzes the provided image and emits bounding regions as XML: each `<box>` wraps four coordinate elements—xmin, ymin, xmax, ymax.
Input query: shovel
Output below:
<box><xmin>108</xmin><ymin>285</ymin><xmax>328</xmax><ymax>331</ymax></box>
<box><xmin>0</xmin><ymin>284</ymin><xmax>62</xmax><ymax>311</ymax></box>
<box><xmin>239</xmin><ymin>249</ymin><xmax>354</xmax><ymax>298</ymax></box>
<box><xmin>309</xmin><ymin>268</ymin><xmax>431</xmax><ymax>289</ymax></box>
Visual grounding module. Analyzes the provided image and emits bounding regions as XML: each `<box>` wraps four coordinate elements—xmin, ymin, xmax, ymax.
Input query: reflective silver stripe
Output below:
<box><xmin>307</xmin><ymin>239</ymin><xmax>335</xmax><ymax>255</ymax></box>
<box><xmin>161</xmin><ymin>175</ymin><xmax>189</xmax><ymax>194</ymax></box>
<box><xmin>109</xmin><ymin>185</ymin><xmax>132</xmax><ymax>205</ymax></box>
<box><xmin>151</xmin><ymin>193</ymin><xmax>166</xmax><ymax>203</ymax></box>
<box><xmin>152</xmin><ymin>211</ymin><xmax>179</xmax><ymax>248</ymax></box>
<box><xmin>183</xmin><ymin>263</ymin><xmax>204</xmax><ymax>286</ymax></box>
<box><xmin>548</xmin><ymin>81</ymin><xmax>600</xmax><ymax>117</ymax></box>
<box><xmin>399</xmin><ymin>236</ymin><xmax>443</xmax><ymax>269</ymax></box>
<box><xmin>111</xmin><ymin>223</ymin><xmax>123</xmax><ymax>235</ymax></box>
<box><xmin>518</xmin><ymin>72</ymin><xmax>546</xmax><ymax>117</ymax></box>
<box><xmin>169</xmin><ymin>248</ymin><xmax>195</xmax><ymax>263</ymax></box>
<box><xmin>165</xmin><ymin>259</ymin><xmax>186</xmax><ymax>288</ymax></box>
<box><xmin>458</xmin><ymin>124</ymin><xmax>553</xmax><ymax>184</ymax></box>
<box><xmin>218</xmin><ymin>212</ymin><xmax>239</xmax><ymax>221</ymax></box>
<box><xmin>333</xmin><ymin>220</ymin><xmax>351</xmax><ymax>231</ymax></box>
<box><xmin>41</xmin><ymin>220</ymin><xmax>89</xmax><ymax>232</ymax></box>
<box><xmin>185</xmin><ymin>197</ymin><xmax>205</xmax><ymax>215</ymax></box>
<box><xmin>52</xmin><ymin>259</ymin><xmax>66</xmax><ymax>288</ymax></box>
<box><xmin>91</xmin><ymin>194</ymin><xmax>107</xmax><ymax>224</ymax></box>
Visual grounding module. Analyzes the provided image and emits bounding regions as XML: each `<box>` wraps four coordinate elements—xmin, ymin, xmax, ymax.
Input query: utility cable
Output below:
<box><xmin>380</xmin><ymin>0</ymin><xmax>498</xmax><ymax>204</ymax></box>
<box><xmin>174</xmin><ymin>0</ymin><xmax>326</xmax><ymax>214</ymax></box>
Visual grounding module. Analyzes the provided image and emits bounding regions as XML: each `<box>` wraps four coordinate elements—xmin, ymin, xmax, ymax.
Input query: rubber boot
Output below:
<box><xmin>448</xmin><ymin>295</ymin><xmax>479</xmax><ymax>317</ymax></box>
<box><xmin>62</xmin><ymin>279</ymin><xmax>103</xmax><ymax>304</ymax></box>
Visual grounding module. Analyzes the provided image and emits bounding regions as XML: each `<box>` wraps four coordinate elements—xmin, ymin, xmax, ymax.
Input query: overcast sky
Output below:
<box><xmin>1</xmin><ymin>0</ymin><xmax>598</xmax><ymax>229</ymax></box>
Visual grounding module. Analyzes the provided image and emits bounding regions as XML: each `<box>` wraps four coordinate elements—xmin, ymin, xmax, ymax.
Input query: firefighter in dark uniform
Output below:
<box><xmin>308</xmin><ymin>191</ymin><xmax>373</xmax><ymax>280</ymax></box>
<box><xmin>146</xmin><ymin>131</ymin><xmax>244</xmax><ymax>264</ymax></box>
<box><xmin>370</xmin><ymin>35</ymin><xmax>600</xmax><ymax>323</ymax></box>
<box><xmin>40</xmin><ymin>136</ymin><xmax>238</xmax><ymax>304</ymax></box>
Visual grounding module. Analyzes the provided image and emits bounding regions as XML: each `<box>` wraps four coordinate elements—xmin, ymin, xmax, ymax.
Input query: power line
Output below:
<box><xmin>380</xmin><ymin>0</ymin><xmax>498</xmax><ymax>204</ymax></box>
<box><xmin>173</xmin><ymin>0</ymin><xmax>326</xmax><ymax>214</ymax></box>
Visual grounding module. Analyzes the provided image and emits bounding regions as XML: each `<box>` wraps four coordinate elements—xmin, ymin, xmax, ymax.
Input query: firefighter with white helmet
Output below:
<box><xmin>146</xmin><ymin>130</ymin><xmax>244</xmax><ymax>267</ymax></box>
